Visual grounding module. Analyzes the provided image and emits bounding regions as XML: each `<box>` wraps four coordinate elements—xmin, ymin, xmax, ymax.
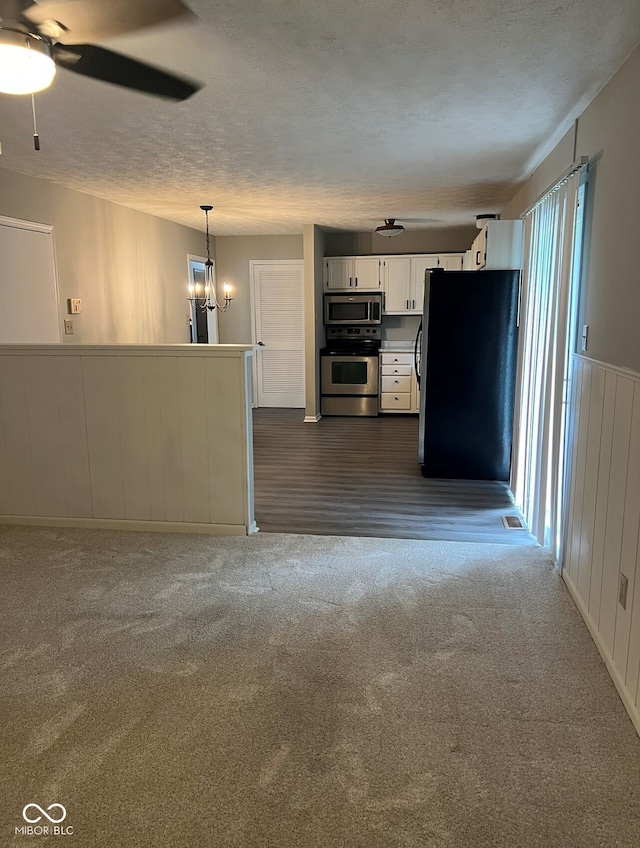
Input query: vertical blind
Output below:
<box><xmin>512</xmin><ymin>163</ymin><xmax>587</xmax><ymax>559</ymax></box>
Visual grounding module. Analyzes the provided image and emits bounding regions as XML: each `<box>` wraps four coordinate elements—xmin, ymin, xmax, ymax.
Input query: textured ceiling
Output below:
<box><xmin>1</xmin><ymin>0</ymin><xmax>640</xmax><ymax>235</ymax></box>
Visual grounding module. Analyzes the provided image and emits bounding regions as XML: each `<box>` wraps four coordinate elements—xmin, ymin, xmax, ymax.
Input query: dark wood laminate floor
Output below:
<box><xmin>253</xmin><ymin>409</ymin><xmax>537</xmax><ymax>544</ymax></box>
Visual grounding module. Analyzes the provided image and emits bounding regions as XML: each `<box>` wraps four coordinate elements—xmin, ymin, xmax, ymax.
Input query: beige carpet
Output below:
<box><xmin>1</xmin><ymin>526</ymin><xmax>639</xmax><ymax>847</ymax></box>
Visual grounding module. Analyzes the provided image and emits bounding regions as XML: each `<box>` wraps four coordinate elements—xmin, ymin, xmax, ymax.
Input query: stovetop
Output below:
<box><xmin>322</xmin><ymin>326</ymin><xmax>381</xmax><ymax>356</ymax></box>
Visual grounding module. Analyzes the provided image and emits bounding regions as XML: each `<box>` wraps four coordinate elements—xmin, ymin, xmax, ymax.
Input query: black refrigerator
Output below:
<box><xmin>416</xmin><ymin>268</ymin><xmax>519</xmax><ymax>481</ymax></box>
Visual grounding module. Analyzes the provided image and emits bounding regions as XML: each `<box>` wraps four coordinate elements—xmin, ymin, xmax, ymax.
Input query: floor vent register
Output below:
<box><xmin>501</xmin><ymin>515</ymin><xmax>527</xmax><ymax>530</ymax></box>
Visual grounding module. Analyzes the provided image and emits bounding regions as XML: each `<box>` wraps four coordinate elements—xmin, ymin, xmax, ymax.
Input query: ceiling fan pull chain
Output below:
<box><xmin>31</xmin><ymin>94</ymin><xmax>41</xmax><ymax>151</ymax></box>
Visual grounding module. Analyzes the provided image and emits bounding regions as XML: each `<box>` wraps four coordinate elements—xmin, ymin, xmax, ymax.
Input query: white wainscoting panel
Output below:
<box><xmin>564</xmin><ymin>355</ymin><xmax>640</xmax><ymax>733</ymax></box>
<box><xmin>588</xmin><ymin>371</ymin><xmax>617</xmax><ymax>628</ymax></box>
<box><xmin>0</xmin><ymin>345</ymin><xmax>256</xmax><ymax>535</ymax></box>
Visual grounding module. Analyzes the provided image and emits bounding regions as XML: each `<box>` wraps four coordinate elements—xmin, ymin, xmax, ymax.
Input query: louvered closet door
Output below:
<box><xmin>251</xmin><ymin>261</ymin><xmax>305</xmax><ymax>407</ymax></box>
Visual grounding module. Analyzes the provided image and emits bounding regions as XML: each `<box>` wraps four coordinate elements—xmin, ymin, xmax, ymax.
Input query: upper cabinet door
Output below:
<box><xmin>410</xmin><ymin>255</ymin><xmax>439</xmax><ymax>311</ymax></box>
<box><xmin>468</xmin><ymin>222</ymin><xmax>524</xmax><ymax>271</ymax></box>
<box><xmin>440</xmin><ymin>254</ymin><xmax>464</xmax><ymax>271</ymax></box>
<box><xmin>326</xmin><ymin>257</ymin><xmax>353</xmax><ymax>289</ymax></box>
<box><xmin>483</xmin><ymin>221</ymin><xmax>524</xmax><ymax>270</ymax></box>
<box><xmin>353</xmin><ymin>256</ymin><xmax>381</xmax><ymax>289</ymax></box>
<box><xmin>473</xmin><ymin>229</ymin><xmax>487</xmax><ymax>269</ymax></box>
<box><xmin>382</xmin><ymin>256</ymin><xmax>412</xmax><ymax>312</ymax></box>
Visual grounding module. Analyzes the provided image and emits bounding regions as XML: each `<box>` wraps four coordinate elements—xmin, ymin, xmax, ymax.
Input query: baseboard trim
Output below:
<box><xmin>0</xmin><ymin>515</ymin><xmax>249</xmax><ymax>536</ymax></box>
<box><xmin>563</xmin><ymin>571</ymin><xmax>640</xmax><ymax>737</ymax></box>
<box><xmin>303</xmin><ymin>414</ymin><xmax>321</xmax><ymax>423</ymax></box>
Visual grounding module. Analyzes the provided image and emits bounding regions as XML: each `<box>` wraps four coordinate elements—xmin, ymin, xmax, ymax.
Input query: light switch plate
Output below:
<box><xmin>68</xmin><ymin>298</ymin><xmax>82</xmax><ymax>314</ymax></box>
<box><xmin>581</xmin><ymin>324</ymin><xmax>589</xmax><ymax>352</ymax></box>
<box><xmin>64</xmin><ymin>319</ymin><xmax>74</xmax><ymax>335</ymax></box>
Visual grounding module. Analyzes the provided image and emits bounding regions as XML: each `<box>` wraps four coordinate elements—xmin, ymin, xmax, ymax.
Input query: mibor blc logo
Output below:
<box><xmin>15</xmin><ymin>803</ymin><xmax>74</xmax><ymax>837</ymax></box>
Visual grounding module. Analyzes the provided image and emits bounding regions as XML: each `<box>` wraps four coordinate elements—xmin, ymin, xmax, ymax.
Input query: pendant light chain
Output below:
<box><xmin>31</xmin><ymin>94</ymin><xmax>40</xmax><ymax>151</ymax></box>
<box><xmin>203</xmin><ymin>205</ymin><xmax>217</xmax><ymax>307</ymax></box>
<box><xmin>204</xmin><ymin>206</ymin><xmax>212</xmax><ymax>266</ymax></box>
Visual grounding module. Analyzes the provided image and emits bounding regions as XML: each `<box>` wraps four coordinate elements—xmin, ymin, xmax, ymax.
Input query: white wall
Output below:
<box><xmin>0</xmin><ymin>168</ymin><xmax>204</xmax><ymax>344</ymax></box>
<box><xmin>214</xmin><ymin>235</ymin><xmax>304</xmax><ymax>344</ymax></box>
<box><xmin>503</xmin><ymin>44</ymin><xmax>640</xmax><ymax>375</ymax></box>
<box><xmin>0</xmin><ymin>344</ymin><xmax>255</xmax><ymax>535</ymax></box>
<box><xmin>502</xmin><ymin>43</ymin><xmax>640</xmax><ymax>733</ymax></box>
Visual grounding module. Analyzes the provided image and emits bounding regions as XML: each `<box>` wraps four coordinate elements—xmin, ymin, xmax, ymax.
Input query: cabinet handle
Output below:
<box><xmin>475</xmin><ymin>250</ymin><xmax>481</xmax><ymax>266</ymax></box>
<box><xmin>394</xmin><ymin>380</ymin><xmax>399</xmax><ymax>383</ymax></box>
<box><xmin>354</xmin><ymin>277</ymin><xmax>358</xmax><ymax>287</ymax></box>
<box><xmin>349</xmin><ymin>277</ymin><xmax>353</xmax><ymax>287</ymax></box>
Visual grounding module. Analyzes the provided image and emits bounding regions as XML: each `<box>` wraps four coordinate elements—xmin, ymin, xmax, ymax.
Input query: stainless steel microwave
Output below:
<box><xmin>324</xmin><ymin>293</ymin><xmax>383</xmax><ymax>326</ymax></box>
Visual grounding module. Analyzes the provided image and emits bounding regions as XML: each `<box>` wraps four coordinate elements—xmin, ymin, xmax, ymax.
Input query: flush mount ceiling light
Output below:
<box><xmin>0</xmin><ymin>29</ymin><xmax>56</xmax><ymax>95</ymax></box>
<box><xmin>375</xmin><ymin>219</ymin><xmax>405</xmax><ymax>238</ymax></box>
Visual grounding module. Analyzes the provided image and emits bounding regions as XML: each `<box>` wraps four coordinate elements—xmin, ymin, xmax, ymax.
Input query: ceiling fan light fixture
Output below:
<box><xmin>0</xmin><ymin>30</ymin><xmax>56</xmax><ymax>95</ymax></box>
<box><xmin>375</xmin><ymin>219</ymin><xmax>405</xmax><ymax>238</ymax></box>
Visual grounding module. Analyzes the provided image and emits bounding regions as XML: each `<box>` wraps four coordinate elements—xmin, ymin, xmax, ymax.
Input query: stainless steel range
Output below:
<box><xmin>320</xmin><ymin>326</ymin><xmax>381</xmax><ymax>417</ymax></box>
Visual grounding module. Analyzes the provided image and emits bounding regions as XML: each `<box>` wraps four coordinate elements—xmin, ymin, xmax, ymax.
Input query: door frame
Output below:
<box><xmin>249</xmin><ymin>259</ymin><xmax>305</xmax><ymax>408</ymax></box>
<box><xmin>187</xmin><ymin>253</ymin><xmax>219</xmax><ymax>344</ymax></box>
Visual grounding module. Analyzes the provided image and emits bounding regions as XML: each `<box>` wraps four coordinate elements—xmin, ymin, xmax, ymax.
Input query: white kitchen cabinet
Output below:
<box><xmin>440</xmin><ymin>254</ymin><xmax>464</xmax><ymax>271</ymax></box>
<box><xmin>327</xmin><ymin>252</ymin><xmax>465</xmax><ymax>304</ymax></box>
<box><xmin>381</xmin><ymin>253</ymin><xmax>464</xmax><ymax>314</ymax></box>
<box><xmin>470</xmin><ymin>227</ymin><xmax>487</xmax><ymax>270</ymax></box>
<box><xmin>414</xmin><ymin>253</ymin><xmax>465</xmax><ymax>306</ymax></box>
<box><xmin>379</xmin><ymin>351</ymin><xmax>419</xmax><ymax>413</ymax></box>
<box><xmin>325</xmin><ymin>257</ymin><xmax>351</xmax><ymax>289</ymax></box>
<box><xmin>409</xmin><ymin>255</ymin><xmax>440</xmax><ymax>313</ymax></box>
<box><xmin>381</xmin><ymin>253</ymin><xmax>463</xmax><ymax>315</ymax></box>
<box><xmin>381</xmin><ymin>256</ymin><xmax>412</xmax><ymax>313</ymax></box>
<box><xmin>325</xmin><ymin>256</ymin><xmax>381</xmax><ymax>290</ymax></box>
<box><xmin>470</xmin><ymin>220</ymin><xmax>523</xmax><ymax>271</ymax></box>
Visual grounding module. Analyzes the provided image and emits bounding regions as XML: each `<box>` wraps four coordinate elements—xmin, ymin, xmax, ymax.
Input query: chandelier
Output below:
<box><xmin>187</xmin><ymin>205</ymin><xmax>232</xmax><ymax>312</ymax></box>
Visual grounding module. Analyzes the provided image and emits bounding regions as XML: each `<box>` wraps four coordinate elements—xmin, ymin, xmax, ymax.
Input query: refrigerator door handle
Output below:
<box><xmin>414</xmin><ymin>321</ymin><xmax>422</xmax><ymax>388</ymax></box>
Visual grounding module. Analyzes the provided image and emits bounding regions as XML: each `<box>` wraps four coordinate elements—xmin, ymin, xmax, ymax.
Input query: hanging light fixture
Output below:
<box><xmin>375</xmin><ymin>219</ymin><xmax>405</xmax><ymax>238</ymax></box>
<box><xmin>187</xmin><ymin>205</ymin><xmax>232</xmax><ymax>312</ymax></box>
<box><xmin>0</xmin><ymin>30</ymin><xmax>56</xmax><ymax>95</ymax></box>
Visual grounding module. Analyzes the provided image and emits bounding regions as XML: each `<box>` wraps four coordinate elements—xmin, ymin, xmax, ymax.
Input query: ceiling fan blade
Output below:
<box><xmin>23</xmin><ymin>0</ymin><xmax>192</xmax><ymax>44</ymax></box>
<box><xmin>53</xmin><ymin>42</ymin><xmax>201</xmax><ymax>101</ymax></box>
